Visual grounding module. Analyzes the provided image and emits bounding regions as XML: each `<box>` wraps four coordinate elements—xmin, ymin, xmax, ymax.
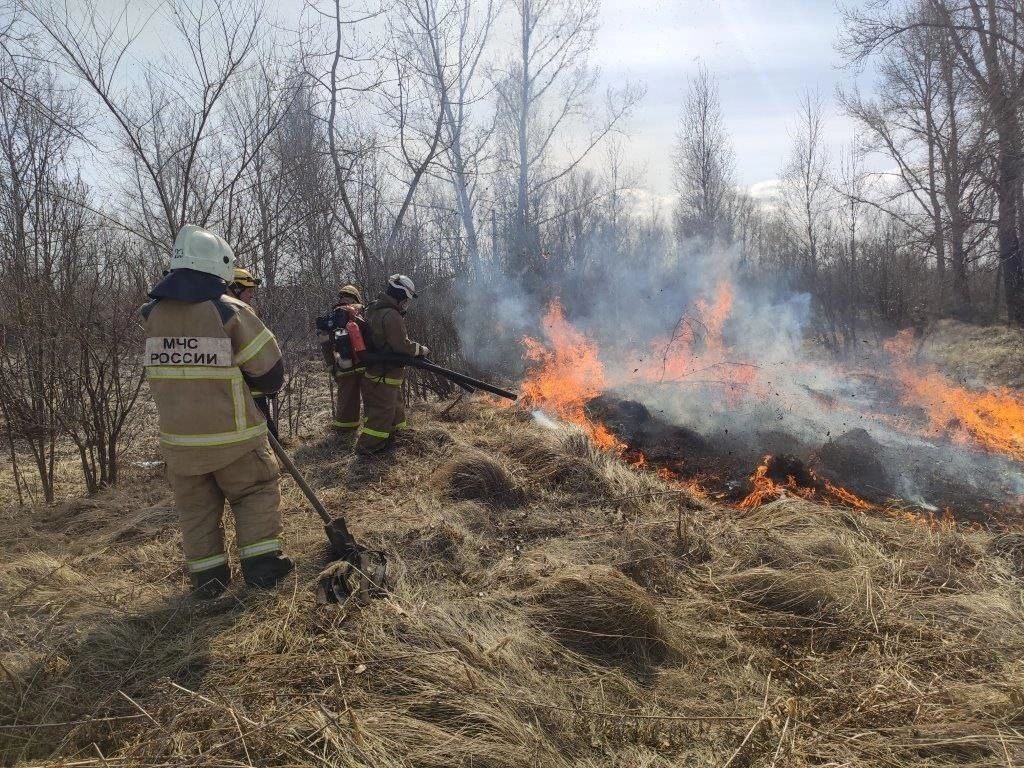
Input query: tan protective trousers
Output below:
<box><xmin>166</xmin><ymin>438</ymin><xmax>283</xmax><ymax>574</ymax></box>
<box><xmin>355</xmin><ymin>373</ymin><xmax>406</xmax><ymax>453</ymax></box>
<box><xmin>333</xmin><ymin>368</ymin><xmax>363</xmax><ymax>430</ymax></box>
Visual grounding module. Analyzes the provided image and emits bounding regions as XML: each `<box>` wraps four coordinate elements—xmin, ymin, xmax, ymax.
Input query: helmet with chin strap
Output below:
<box><xmin>169</xmin><ymin>225</ymin><xmax>235</xmax><ymax>282</ymax></box>
<box><xmin>228</xmin><ymin>268</ymin><xmax>261</xmax><ymax>300</ymax></box>
<box><xmin>386</xmin><ymin>274</ymin><xmax>417</xmax><ymax>300</ymax></box>
<box><xmin>338</xmin><ymin>284</ymin><xmax>362</xmax><ymax>304</ymax></box>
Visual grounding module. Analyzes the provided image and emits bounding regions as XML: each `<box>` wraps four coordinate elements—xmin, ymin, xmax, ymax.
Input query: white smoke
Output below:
<box><xmin>455</xmin><ymin>229</ymin><xmax>1024</xmax><ymax>517</ymax></box>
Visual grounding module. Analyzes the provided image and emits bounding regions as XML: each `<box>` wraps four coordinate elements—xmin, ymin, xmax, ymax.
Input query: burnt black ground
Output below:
<box><xmin>587</xmin><ymin>394</ymin><xmax>1023</xmax><ymax>526</ymax></box>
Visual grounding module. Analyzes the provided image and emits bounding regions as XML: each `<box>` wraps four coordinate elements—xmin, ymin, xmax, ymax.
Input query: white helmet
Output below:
<box><xmin>387</xmin><ymin>273</ymin><xmax>418</xmax><ymax>299</ymax></box>
<box><xmin>169</xmin><ymin>224</ymin><xmax>235</xmax><ymax>282</ymax></box>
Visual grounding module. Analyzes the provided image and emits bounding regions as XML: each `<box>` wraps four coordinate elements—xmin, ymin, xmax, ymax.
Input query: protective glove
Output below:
<box><xmin>417</xmin><ymin>344</ymin><xmax>430</xmax><ymax>358</ymax></box>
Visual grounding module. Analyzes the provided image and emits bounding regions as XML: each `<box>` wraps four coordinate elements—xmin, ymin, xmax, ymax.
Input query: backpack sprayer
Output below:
<box><xmin>315</xmin><ymin>308</ymin><xmax>518</xmax><ymax>400</ymax></box>
<box><xmin>316</xmin><ymin>306</ymin><xmax>367</xmax><ymax>372</ymax></box>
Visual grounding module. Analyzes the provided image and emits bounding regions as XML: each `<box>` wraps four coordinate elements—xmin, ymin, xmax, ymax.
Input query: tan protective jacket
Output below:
<box><xmin>142</xmin><ymin>292</ymin><xmax>283</xmax><ymax>475</ymax></box>
<box><xmin>363</xmin><ymin>292</ymin><xmax>423</xmax><ymax>381</ymax></box>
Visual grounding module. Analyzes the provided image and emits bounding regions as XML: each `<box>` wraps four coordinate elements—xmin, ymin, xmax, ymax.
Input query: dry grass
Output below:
<box><xmin>527</xmin><ymin>565</ymin><xmax>676</xmax><ymax>669</ymax></box>
<box><xmin>431</xmin><ymin>448</ymin><xmax>523</xmax><ymax>506</ymax></box>
<box><xmin>921</xmin><ymin>318</ymin><xmax>1024</xmax><ymax>387</ymax></box>
<box><xmin>2</xmin><ymin>396</ymin><xmax>1024</xmax><ymax>767</ymax></box>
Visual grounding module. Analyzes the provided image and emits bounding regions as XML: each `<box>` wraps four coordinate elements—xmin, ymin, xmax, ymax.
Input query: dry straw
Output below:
<box><xmin>2</xmin><ymin>398</ymin><xmax>1023</xmax><ymax>766</ymax></box>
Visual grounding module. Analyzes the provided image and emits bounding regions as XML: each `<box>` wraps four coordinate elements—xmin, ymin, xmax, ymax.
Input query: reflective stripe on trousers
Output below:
<box><xmin>239</xmin><ymin>537</ymin><xmax>281</xmax><ymax>559</ymax></box>
<box><xmin>187</xmin><ymin>552</ymin><xmax>228</xmax><ymax>573</ymax></box>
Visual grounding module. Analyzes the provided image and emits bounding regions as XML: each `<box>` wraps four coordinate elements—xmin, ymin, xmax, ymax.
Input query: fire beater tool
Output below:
<box><xmin>264</xmin><ymin>426</ymin><xmax>388</xmax><ymax>606</ymax></box>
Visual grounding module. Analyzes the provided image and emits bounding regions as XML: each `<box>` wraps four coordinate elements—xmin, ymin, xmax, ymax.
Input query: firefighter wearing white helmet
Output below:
<box><xmin>355</xmin><ymin>273</ymin><xmax>428</xmax><ymax>455</ymax></box>
<box><xmin>142</xmin><ymin>224</ymin><xmax>293</xmax><ymax>597</ymax></box>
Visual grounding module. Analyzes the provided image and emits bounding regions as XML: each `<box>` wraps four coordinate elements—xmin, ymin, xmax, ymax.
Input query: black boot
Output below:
<box><xmin>190</xmin><ymin>564</ymin><xmax>231</xmax><ymax>598</ymax></box>
<box><xmin>241</xmin><ymin>552</ymin><xmax>295</xmax><ymax>588</ymax></box>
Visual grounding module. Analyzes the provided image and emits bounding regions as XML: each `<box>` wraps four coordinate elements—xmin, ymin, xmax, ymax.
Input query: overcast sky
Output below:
<box><xmin>591</xmin><ymin>0</ymin><xmax>875</xmax><ymax>202</ymax></box>
<box><xmin>83</xmin><ymin>0</ymin><xmax>874</xmax><ymax>208</ymax></box>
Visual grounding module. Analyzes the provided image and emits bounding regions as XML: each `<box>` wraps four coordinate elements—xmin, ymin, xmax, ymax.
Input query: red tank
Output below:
<box><xmin>347</xmin><ymin>319</ymin><xmax>366</xmax><ymax>358</ymax></box>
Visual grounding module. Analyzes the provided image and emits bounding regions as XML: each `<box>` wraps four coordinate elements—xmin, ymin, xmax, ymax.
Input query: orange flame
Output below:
<box><xmin>738</xmin><ymin>458</ymin><xmax>787</xmax><ymax>509</ymax></box>
<box><xmin>520</xmin><ymin>300</ymin><xmax>623</xmax><ymax>451</ymax></box>
<box><xmin>822</xmin><ymin>479</ymin><xmax>875</xmax><ymax>510</ymax></box>
<box><xmin>637</xmin><ymin>282</ymin><xmax>759</xmax><ymax>401</ymax></box>
<box><xmin>885</xmin><ymin>330</ymin><xmax>1024</xmax><ymax>463</ymax></box>
<box><xmin>737</xmin><ymin>454</ymin><xmax>874</xmax><ymax>509</ymax></box>
<box><xmin>737</xmin><ymin>455</ymin><xmax>829</xmax><ymax>509</ymax></box>
<box><xmin>738</xmin><ymin>455</ymin><xmax>957</xmax><ymax>531</ymax></box>
<box><xmin>514</xmin><ymin>289</ymin><xmax>1011</xmax><ymax>528</ymax></box>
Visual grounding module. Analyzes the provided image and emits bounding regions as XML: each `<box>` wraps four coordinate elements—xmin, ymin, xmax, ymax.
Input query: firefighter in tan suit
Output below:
<box><xmin>355</xmin><ymin>274</ymin><xmax>428</xmax><ymax>455</ymax></box>
<box><xmin>227</xmin><ymin>267</ymin><xmax>278</xmax><ymax>438</ymax></box>
<box><xmin>142</xmin><ymin>226</ymin><xmax>293</xmax><ymax>597</ymax></box>
<box><xmin>318</xmin><ymin>285</ymin><xmax>364</xmax><ymax>431</ymax></box>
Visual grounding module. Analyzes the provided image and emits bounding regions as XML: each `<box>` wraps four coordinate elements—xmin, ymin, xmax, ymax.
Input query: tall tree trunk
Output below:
<box><xmin>516</xmin><ymin>0</ymin><xmax>531</xmax><ymax>272</ymax></box>
<box><xmin>948</xmin><ymin>210</ymin><xmax>970</xmax><ymax>317</ymax></box>
<box><xmin>443</xmin><ymin>104</ymin><xmax>481</xmax><ymax>276</ymax></box>
<box><xmin>996</xmin><ymin>127</ymin><xmax>1024</xmax><ymax>323</ymax></box>
<box><xmin>926</xmin><ymin>137</ymin><xmax>947</xmax><ymax>301</ymax></box>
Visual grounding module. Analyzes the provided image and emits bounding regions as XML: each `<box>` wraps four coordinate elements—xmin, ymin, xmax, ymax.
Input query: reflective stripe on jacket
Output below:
<box><xmin>142</xmin><ymin>294</ymin><xmax>283</xmax><ymax>475</ymax></box>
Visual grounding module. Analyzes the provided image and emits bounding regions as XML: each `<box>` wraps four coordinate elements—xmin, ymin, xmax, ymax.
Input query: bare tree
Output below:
<box><xmin>0</xmin><ymin>55</ymin><xmax>145</xmax><ymax>498</ymax></box>
<box><xmin>672</xmin><ymin>66</ymin><xmax>735</xmax><ymax>246</ymax></box>
<box><xmin>496</xmin><ymin>0</ymin><xmax>641</xmax><ymax>283</ymax></box>
<box><xmin>841</xmin><ymin>13</ymin><xmax>987</xmax><ymax>317</ymax></box>
<box><xmin>380</xmin><ymin>3</ymin><xmax>451</xmax><ymax>268</ymax></box>
<box><xmin>0</xmin><ymin>59</ymin><xmax>81</xmax><ymax>502</ymax></box>
<box><xmin>401</xmin><ymin>0</ymin><xmax>497</xmax><ymax>276</ymax></box>
<box><xmin>843</xmin><ymin>0</ymin><xmax>1024</xmax><ymax>323</ymax></box>
<box><xmin>56</xmin><ymin>231</ymin><xmax>147</xmax><ymax>491</ymax></box>
<box><xmin>29</xmin><ymin>0</ymin><xmax>275</xmax><ymax>247</ymax></box>
<box><xmin>307</xmin><ymin>0</ymin><xmax>450</xmax><ymax>282</ymax></box>
<box><xmin>834</xmin><ymin>143</ymin><xmax>867</xmax><ymax>350</ymax></box>
<box><xmin>781</xmin><ymin>89</ymin><xmax>832</xmax><ymax>286</ymax></box>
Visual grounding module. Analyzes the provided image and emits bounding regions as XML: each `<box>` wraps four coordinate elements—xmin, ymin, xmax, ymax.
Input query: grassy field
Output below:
<box><xmin>920</xmin><ymin>319</ymin><xmax>1024</xmax><ymax>388</ymax></box>
<box><xmin>2</xmin><ymin>383</ymin><xmax>1024</xmax><ymax>767</ymax></box>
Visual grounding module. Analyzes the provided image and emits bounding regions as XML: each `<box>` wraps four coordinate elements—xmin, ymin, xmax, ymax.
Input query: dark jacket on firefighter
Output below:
<box><xmin>363</xmin><ymin>292</ymin><xmax>424</xmax><ymax>380</ymax></box>
<box><xmin>355</xmin><ymin>292</ymin><xmax>424</xmax><ymax>453</ymax></box>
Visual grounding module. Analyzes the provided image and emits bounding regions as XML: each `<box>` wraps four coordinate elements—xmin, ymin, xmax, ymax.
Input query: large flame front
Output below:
<box><xmin>520</xmin><ymin>301</ymin><xmax>623</xmax><ymax>451</ymax></box>
<box><xmin>515</xmin><ymin>286</ymin><xmax>1022</xmax><ymax>525</ymax></box>
<box><xmin>886</xmin><ymin>330</ymin><xmax>1024</xmax><ymax>463</ymax></box>
<box><xmin>636</xmin><ymin>281</ymin><xmax>758</xmax><ymax>399</ymax></box>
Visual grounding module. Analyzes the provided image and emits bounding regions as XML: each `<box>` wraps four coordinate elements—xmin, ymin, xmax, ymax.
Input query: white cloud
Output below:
<box><xmin>748</xmin><ymin>179</ymin><xmax>781</xmax><ymax>202</ymax></box>
<box><xmin>623</xmin><ymin>188</ymin><xmax>676</xmax><ymax>220</ymax></box>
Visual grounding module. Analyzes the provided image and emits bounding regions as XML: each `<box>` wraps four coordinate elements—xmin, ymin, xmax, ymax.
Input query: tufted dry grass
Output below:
<box><xmin>1</xmin><ymin>397</ymin><xmax>1023</xmax><ymax>767</ymax></box>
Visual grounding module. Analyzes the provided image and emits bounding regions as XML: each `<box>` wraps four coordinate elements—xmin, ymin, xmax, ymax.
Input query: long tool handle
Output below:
<box><xmin>414</xmin><ymin>359</ymin><xmax>515</xmax><ymax>399</ymax></box>
<box><xmin>363</xmin><ymin>353</ymin><xmax>518</xmax><ymax>400</ymax></box>
<box><xmin>267</xmin><ymin>431</ymin><xmax>333</xmax><ymax>525</ymax></box>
